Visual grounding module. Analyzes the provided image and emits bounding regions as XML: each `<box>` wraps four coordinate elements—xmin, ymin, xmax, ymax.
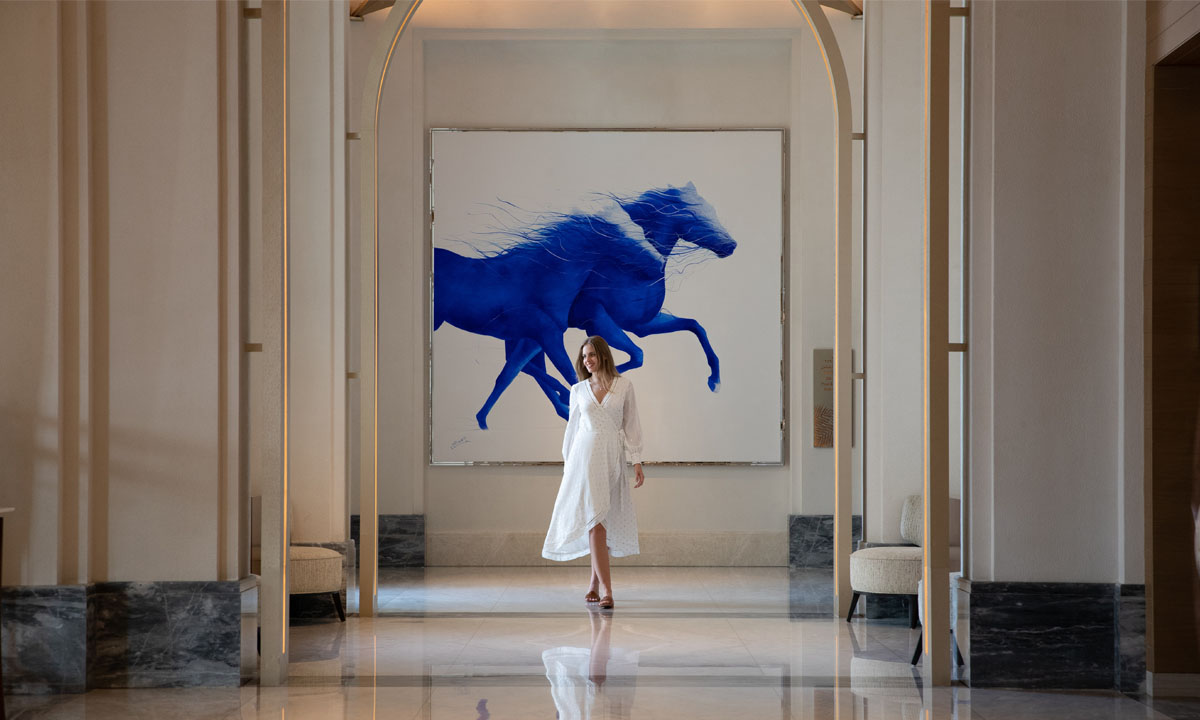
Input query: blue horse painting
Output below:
<box><xmin>434</xmin><ymin>183</ymin><xmax>736</xmax><ymax>429</ymax></box>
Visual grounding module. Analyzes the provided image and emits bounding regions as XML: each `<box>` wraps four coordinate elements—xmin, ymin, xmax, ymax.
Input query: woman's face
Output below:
<box><xmin>581</xmin><ymin>344</ymin><xmax>600</xmax><ymax>375</ymax></box>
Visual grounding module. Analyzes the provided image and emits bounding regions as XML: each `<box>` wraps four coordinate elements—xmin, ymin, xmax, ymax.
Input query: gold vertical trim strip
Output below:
<box><xmin>792</xmin><ymin>0</ymin><xmax>855</xmax><ymax>620</ymax></box>
<box><xmin>280</xmin><ymin>0</ymin><xmax>289</xmax><ymax>656</ymax></box>
<box><xmin>922</xmin><ymin>0</ymin><xmax>952</xmax><ymax>685</ymax></box>
<box><xmin>365</xmin><ymin>0</ymin><xmax>421</xmax><ymax>618</ymax></box>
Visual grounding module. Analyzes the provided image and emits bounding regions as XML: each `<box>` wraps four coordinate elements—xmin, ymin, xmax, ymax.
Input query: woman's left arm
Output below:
<box><xmin>623</xmin><ymin>381</ymin><xmax>645</xmax><ymax>488</ymax></box>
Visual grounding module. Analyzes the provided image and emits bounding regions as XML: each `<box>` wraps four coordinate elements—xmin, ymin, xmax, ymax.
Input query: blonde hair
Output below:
<box><xmin>575</xmin><ymin>335</ymin><xmax>620</xmax><ymax>382</ymax></box>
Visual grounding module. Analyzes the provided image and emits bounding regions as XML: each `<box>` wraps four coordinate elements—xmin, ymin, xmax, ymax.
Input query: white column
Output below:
<box><xmin>258</xmin><ymin>0</ymin><xmax>288</xmax><ymax>686</ymax></box>
<box><xmin>356</xmin><ymin>0</ymin><xmax>423</xmax><ymax>617</ymax></box>
<box><xmin>287</xmin><ymin>0</ymin><xmax>348</xmax><ymax>546</ymax></box>
<box><xmin>922</xmin><ymin>0</ymin><xmax>952</xmax><ymax>686</ymax></box>
<box><xmin>794</xmin><ymin>0</ymin><xmax>855</xmax><ymax>618</ymax></box>
<box><xmin>863</xmin><ymin>0</ymin><xmax>927</xmax><ymax>545</ymax></box>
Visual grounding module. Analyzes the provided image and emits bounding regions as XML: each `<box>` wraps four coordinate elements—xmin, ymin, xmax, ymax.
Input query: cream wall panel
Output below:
<box><xmin>100</xmin><ymin>1</ymin><xmax>223</xmax><ymax>581</ymax></box>
<box><xmin>287</xmin><ymin>0</ymin><xmax>348</xmax><ymax>544</ymax></box>
<box><xmin>0</xmin><ymin>1</ymin><xmax>62</xmax><ymax>586</ymax></box>
<box><xmin>1119</xmin><ymin>0</ymin><xmax>1146</xmax><ymax>586</ymax></box>
<box><xmin>973</xmin><ymin>0</ymin><xmax>1125</xmax><ymax>582</ymax></box>
<box><xmin>417</xmin><ymin>36</ymin><xmax>796</xmax><ymax>534</ymax></box>
<box><xmin>863</xmin><ymin>0</ymin><xmax>925</xmax><ymax>544</ymax></box>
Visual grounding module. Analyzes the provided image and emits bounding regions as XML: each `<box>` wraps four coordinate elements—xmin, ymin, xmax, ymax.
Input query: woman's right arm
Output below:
<box><xmin>562</xmin><ymin>386</ymin><xmax>579</xmax><ymax>462</ymax></box>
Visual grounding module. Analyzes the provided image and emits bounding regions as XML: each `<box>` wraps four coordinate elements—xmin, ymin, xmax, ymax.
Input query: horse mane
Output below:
<box><xmin>443</xmin><ymin>198</ymin><xmax>659</xmax><ymax>265</ymax></box>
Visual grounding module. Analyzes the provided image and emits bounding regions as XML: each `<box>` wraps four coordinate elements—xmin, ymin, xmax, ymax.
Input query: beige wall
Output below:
<box><xmin>862</xmin><ymin>0</ymin><xmax>926</xmax><ymax>545</ymax></box>
<box><xmin>1</xmin><ymin>0</ymin><xmax>63</xmax><ymax>586</ymax></box>
<box><xmin>863</xmin><ymin>1</ymin><xmax>967</xmax><ymax>547</ymax></box>
<box><xmin>969</xmin><ymin>0</ymin><xmax>1143</xmax><ymax>583</ymax></box>
<box><xmin>286</xmin><ymin>0</ymin><xmax>349</xmax><ymax>544</ymax></box>
<box><xmin>0</xmin><ymin>0</ymin><xmax>241</xmax><ymax>585</ymax></box>
<box><xmin>348</xmin><ymin>2</ymin><xmax>867</xmax><ymax>564</ymax></box>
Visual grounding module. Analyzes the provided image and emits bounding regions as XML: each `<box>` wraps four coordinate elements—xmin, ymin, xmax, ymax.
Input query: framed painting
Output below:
<box><xmin>429</xmin><ymin>129</ymin><xmax>784</xmax><ymax>464</ymax></box>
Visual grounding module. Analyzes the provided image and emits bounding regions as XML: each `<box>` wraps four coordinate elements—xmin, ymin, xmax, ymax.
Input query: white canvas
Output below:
<box><xmin>428</xmin><ymin>130</ymin><xmax>784</xmax><ymax>463</ymax></box>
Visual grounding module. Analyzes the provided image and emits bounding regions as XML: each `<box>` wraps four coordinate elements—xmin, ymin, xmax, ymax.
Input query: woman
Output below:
<box><xmin>542</xmin><ymin>335</ymin><xmax>645</xmax><ymax>609</ymax></box>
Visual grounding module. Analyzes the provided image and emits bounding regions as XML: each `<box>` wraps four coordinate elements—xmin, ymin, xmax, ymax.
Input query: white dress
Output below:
<box><xmin>542</xmin><ymin>376</ymin><xmax>644</xmax><ymax>561</ymax></box>
<box><xmin>542</xmin><ymin>644</ymin><xmax>640</xmax><ymax>719</ymax></box>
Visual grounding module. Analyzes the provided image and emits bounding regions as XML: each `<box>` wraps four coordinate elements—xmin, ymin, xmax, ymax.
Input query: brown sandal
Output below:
<box><xmin>585</xmin><ymin>590</ymin><xmax>601</xmax><ymax>603</ymax></box>
<box><xmin>599</xmin><ymin>595</ymin><xmax>614</xmax><ymax>609</ymax></box>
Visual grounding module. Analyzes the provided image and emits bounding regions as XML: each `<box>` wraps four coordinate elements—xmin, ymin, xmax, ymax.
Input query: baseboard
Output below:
<box><xmin>2</xmin><ymin>581</ymin><xmax>241</xmax><ymax>693</ymax></box>
<box><xmin>350</xmin><ymin>514</ymin><xmax>425</xmax><ymax>567</ymax></box>
<box><xmin>1147</xmin><ymin>672</ymin><xmax>1200</xmax><ymax>697</ymax></box>
<box><xmin>427</xmin><ymin>531</ymin><xmax>786</xmax><ymax>566</ymax></box>
<box><xmin>788</xmin><ymin>514</ymin><xmax>862</xmax><ymax>568</ymax></box>
<box><xmin>957</xmin><ymin>580</ymin><xmax>1146</xmax><ymax>690</ymax></box>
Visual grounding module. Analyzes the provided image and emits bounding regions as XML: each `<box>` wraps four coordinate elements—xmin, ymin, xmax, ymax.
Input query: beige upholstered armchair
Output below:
<box><xmin>846</xmin><ymin>495</ymin><xmax>925</xmax><ymax>627</ymax></box>
<box><xmin>287</xmin><ymin>504</ymin><xmax>347</xmax><ymax>621</ymax></box>
<box><xmin>249</xmin><ymin>497</ymin><xmax>347</xmax><ymax>622</ymax></box>
<box><xmin>846</xmin><ymin>495</ymin><xmax>960</xmax><ymax>628</ymax></box>
<box><xmin>289</xmin><ymin>545</ymin><xmax>346</xmax><ymax>621</ymax></box>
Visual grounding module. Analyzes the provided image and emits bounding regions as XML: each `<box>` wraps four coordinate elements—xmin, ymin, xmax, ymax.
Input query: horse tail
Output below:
<box><xmin>432</xmin><ymin>247</ymin><xmax>447</xmax><ymax>329</ymax></box>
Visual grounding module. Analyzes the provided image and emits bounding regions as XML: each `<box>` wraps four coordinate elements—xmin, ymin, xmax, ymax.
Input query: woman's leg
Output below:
<box><xmin>587</xmin><ymin>604</ymin><xmax>612</xmax><ymax>685</ymax></box>
<box><xmin>588</xmin><ymin>523</ymin><xmax>612</xmax><ymax>597</ymax></box>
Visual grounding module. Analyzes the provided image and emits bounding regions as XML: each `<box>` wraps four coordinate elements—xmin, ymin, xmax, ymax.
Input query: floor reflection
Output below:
<box><xmin>9</xmin><ymin>567</ymin><xmax>1200</xmax><ymax>719</ymax></box>
<box><xmin>542</xmin><ymin>607</ymin><xmax>637</xmax><ymax>720</ymax></box>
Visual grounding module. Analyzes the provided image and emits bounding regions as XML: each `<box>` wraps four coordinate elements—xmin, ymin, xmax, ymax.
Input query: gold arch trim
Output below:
<box><xmin>356</xmin><ymin>0</ymin><xmax>854</xmax><ymax>618</ymax></box>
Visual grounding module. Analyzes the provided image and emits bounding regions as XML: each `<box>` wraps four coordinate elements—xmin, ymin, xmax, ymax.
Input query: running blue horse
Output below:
<box><xmin>575</xmin><ymin>182</ymin><xmax>736</xmax><ymax>391</ymax></box>
<box><xmin>434</xmin><ymin>210</ymin><xmax>663</xmax><ymax>429</ymax></box>
<box><xmin>514</xmin><ymin>183</ymin><xmax>737</xmax><ymax>412</ymax></box>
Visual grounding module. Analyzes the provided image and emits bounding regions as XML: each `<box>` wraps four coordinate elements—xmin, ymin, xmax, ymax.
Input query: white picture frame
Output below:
<box><xmin>428</xmin><ymin>129</ymin><xmax>785</xmax><ymax>464</ymax></box>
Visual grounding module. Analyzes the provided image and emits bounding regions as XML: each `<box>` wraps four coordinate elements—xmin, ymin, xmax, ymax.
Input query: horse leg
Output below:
<box><xmin>629</xmin><ymin>311</ymin><xmax>721</xmax><ymax>392</ymax></box>
<box><xmin>523</xmin><ymin>355</ymin><xmax>570</xmax><ymax>419</ymax></box>
<box><xmin>477</xmin><ymin>339</ymin><xmax>543</xmax><ymax>429</ymax></box>
<box><xmin>540</xmin><ymin>331</ymin><xmax>580</xmax><ymax>389</ymax></box>
<box><xmin>505</xmin><ymin>342</ymin><xmax>570</xmax><ymax>418</ymax></box>
<box><xmin>525</xmin><ymin>353</ymin><xmax>570</xmax><ymax>404</ymax></box>
<box><xmin>581</xmin><ymin>308</ymin><xmax>644</xmax><ymax>372</ymax></box>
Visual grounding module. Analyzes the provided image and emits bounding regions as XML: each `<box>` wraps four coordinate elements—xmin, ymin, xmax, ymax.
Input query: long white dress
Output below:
<box><xmin>542</xmin><ymin>375</ymin><xmax>644</xmax><ymax>561</ymax></box>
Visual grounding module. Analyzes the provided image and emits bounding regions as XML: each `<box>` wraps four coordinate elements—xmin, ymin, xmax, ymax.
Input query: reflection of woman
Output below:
<box><xmin>542</xmin><ymin>606</ymin><xmax>638</xmax><ymax>720</ymax></box>
<box><xmin>542</xmin><ymin>336</ymin><xmax>645</xmax><ymax>609</ymax></box>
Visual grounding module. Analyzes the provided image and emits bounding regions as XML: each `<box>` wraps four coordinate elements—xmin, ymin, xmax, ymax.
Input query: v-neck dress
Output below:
<box><xmin>542</xmin><ymin>375</ymin><xmax>644</xmax><ymax>561</ymax></box>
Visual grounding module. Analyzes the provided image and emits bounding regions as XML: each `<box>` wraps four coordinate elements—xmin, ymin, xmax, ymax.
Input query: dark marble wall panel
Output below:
<box><xmin>1</xmin><ymin>586</ymin><xmax>87</xmax><ymax>694</ymax></box>
<box><xmin>1117</xmin><ymin>584</ymin><xmax>1146</xmax><ymax>693</ymax></box>
<box><xmin>351</xmin><ymin>514</ymin><xmax>425</xmax><ymax>567</ymax></box>
<box><xmin>956</xmin><ymin>579</ymin><xmax>972</xmax><ymax>686</ymax></box>
<box><xmin>87</xmin><ymin>581</ymin><xmax>240</xmax><ymax>688</ymax></box>
<box><xmin>787</xmin><ymin>515</ymin><xmax>862</xmax><ymax>569</ymax></box>
<box><xmin>240</xmin><ymin>577</ymin><xmax>259</xmax><ymax>683</ymax></box>
<box><xmin>962</xmin><ymin>581</ymin><xmax>1117</xmax><ymax>689</ymax></box>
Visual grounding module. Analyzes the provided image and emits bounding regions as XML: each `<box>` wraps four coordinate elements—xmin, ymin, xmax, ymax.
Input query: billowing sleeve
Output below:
<box><xmin>622</xmin><ymin>380</ymin><xmax>644</xmax><ymax>466</ymax></box>
<box><xmin>561</xmin><ymin>386</ymin><xmax>580</xmax><ymax>462</ymax></box>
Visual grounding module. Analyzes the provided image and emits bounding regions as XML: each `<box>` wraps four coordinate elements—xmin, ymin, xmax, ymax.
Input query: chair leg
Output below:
<box><xmin>910</xmin><ymin>631</ymin><xmax>966</xmax><ymax>667</ymax></box>
<box><xmin>846</xmin><ymin>591</ymin><xmax>861</xmax><ymax>622</ymax></box>
<box><xmin>908</xmin><ymin>594</ymin><xmax>920</xmax><ymax>629</ymax></box>
<box><xmin>332</xmin><ymin>591</ymin><xmax>346</xmax><ymax>622</ymax></box>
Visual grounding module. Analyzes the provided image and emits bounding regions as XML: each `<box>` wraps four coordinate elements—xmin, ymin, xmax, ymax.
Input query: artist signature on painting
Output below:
<box><xmin>450</xmin><ymin>437</ymin><xmax>469</xmax><ymax>450</ymax></box>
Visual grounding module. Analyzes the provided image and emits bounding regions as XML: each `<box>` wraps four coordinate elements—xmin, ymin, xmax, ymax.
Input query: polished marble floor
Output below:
<box><xmin>8</xmin><ymin>567</ymin><xmax>1200</xmax><ymax>719</ymax></box>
